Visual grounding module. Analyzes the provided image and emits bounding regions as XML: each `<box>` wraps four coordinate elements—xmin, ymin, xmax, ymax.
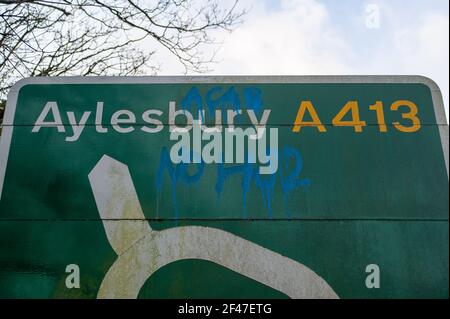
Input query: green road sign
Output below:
<box><xmin>0</xmin><ymin>76</ymin><xmax>448</xmax><ymax>298</ymax></box>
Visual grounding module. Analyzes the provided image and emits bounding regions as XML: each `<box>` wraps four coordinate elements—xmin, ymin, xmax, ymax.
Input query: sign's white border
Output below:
<box><xmin>0</xmin><ymin>75</ymin><xmax>448</xmax><ymax>200</ymax></box>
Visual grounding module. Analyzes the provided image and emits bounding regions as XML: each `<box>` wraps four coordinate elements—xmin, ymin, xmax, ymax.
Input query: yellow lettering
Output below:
<box><xmin>391</xmin><ymin>100</ymin><xmax>421</xmax><ymax>133</ymax></box>
<box><xmin>292</xmin><ymin>101</ymin><xmax>326</xmax><ymax>133</ymax></box>
<box><xmin>332</xmin><ymin>101</ymin><xmax>366</xmax><ymax>132</ymax></box>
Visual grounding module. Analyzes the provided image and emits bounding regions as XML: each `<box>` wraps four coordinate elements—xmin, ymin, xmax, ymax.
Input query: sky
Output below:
<box><xmin>155</xmin><ymin>0</ymin><xmax>449</xmax><ymax>121</ymax></box>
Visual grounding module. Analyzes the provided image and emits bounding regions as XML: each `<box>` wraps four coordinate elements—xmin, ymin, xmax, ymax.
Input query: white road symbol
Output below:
<box><xmin>88</xmin><ymin>155</ymin><xmax>338</xmax><ymax>299</ymax></box>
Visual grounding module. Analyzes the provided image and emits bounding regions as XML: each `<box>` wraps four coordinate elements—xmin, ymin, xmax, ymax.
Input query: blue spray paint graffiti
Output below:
<box><xmin>156</xmin><ymin>86</ymin><xmax>310</xmax><ymax>218</ymax></box>
<box><xmin>156</xmin><ymin>146</ymin><xmax>310</xmax><ymax>218</ymax></box>
<box><xmin>155</xmin><ymin>148</ymin><xmax>205</xmax><ymax>219</ymax></box>
<box><xmin>181</xmin><ymin>86</ymin><xmax>264</xmax><ymax>121</ymax></box>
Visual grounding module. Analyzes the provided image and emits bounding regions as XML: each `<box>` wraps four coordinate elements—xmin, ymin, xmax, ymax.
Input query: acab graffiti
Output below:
<box><xmin>157</xmin><ymin>86</ymin><xmax>310</xmax><ymax>218</ymax></box>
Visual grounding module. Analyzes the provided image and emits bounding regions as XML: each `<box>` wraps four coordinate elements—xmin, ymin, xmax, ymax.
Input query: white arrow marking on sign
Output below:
<box><xmin>88</xmin><ymin>155</ymin><xmax>338</xmax><ymax>299</ymax></box>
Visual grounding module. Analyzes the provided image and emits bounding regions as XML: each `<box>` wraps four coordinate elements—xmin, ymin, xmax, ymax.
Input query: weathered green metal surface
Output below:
<box><xmin>0</xmin><ymin>76</ymin><xmax>448</xmax><ymax>298</ymax></box>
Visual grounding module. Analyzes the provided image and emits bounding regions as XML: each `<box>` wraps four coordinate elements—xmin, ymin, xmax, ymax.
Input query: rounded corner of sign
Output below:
<box><xmin>411</xmin><ymin>75</ymin><xmax>442</xmax><ymax>93</ymax></box>
<box><xmin>8</xmin><ymin>77</ymin><xmax>39</xmax><ymax>95</ymax></box>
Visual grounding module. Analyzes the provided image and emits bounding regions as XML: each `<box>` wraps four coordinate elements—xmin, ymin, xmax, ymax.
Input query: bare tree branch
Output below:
<box><xmin>0</xmin><ymin>0</ymin><xmax>246</xmax><ymax>104</ymax></box>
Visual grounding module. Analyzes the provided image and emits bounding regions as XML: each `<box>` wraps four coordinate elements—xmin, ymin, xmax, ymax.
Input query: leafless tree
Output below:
<box><xmin>0</xmin><ymin>0</ymin><xmax>245</xmax><ymax>122</ymax></box>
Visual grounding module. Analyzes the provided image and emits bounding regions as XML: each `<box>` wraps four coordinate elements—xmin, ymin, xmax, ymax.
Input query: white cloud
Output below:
<box><xmin>210</xmin><ymin>0</ymin><xmax>353</xmax><ymax>74</ymax></box>
<box><xmin>156</xmin><ymin>0</ymin><xmax>353</xmax><ymax>74</ymax></box>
